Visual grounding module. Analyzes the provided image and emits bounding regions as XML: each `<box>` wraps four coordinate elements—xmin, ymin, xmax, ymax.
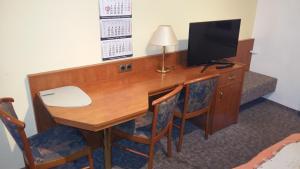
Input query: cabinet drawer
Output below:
<box><xmin>218</xmin><ymin>69</ymin><xmax>244</xmax><ymax>87</ymax></box>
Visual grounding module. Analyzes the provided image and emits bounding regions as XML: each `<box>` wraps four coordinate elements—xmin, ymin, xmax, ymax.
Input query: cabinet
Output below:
<box><xmin>210</xmin><ymin>68</ymin><xmax>244</xmax><ymax>133</ymax></box>
<box><xmin>190</xmin><ymin>66</ymin><xmax>245</xmax><ymax>134</ymax></box>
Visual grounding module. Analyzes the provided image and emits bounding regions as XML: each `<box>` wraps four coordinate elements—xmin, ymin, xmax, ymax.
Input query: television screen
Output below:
<box><xmin>187</xmin><ymin>19</ymin><xmax>241</xmax><ymax>66</ymax></box>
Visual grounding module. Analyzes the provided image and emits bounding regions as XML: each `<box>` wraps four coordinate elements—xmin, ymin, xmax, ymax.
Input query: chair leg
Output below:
<box><xmin>87</xmin><ymin>149</ymin><xmax>95</xmax><ymax>169</ymax></box>
<box><xmin>148</xmin><ymin>143</ymin><xmax>155</xmax><ymax>169</ymax></box>
<box><xmin>167</xmin><ymin>125</ymin><xmax>173</xmax><ymax>157</ymax></box>
<box><xmin>24</xmin><ymin>161</ymin><xmax>30</xmax><ymax>169</ymax></box>
<box><xmin>23</xmin><ymin>158</ymin><xmax>32</xmax><ymax>169</ymax></box>
<box><xmin>205</xmin><ymin>112</ymin><xmax>210</xmax><ymax>140</ymax></box>
<box><xmin>177</xmin><ymin>118</ymin><xmax>186</xmax><ymax>152</ymax></box>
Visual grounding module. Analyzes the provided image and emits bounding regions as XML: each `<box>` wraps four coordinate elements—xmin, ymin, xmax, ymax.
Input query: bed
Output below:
<box><xmin>233</xmin><ymin>133</ymin><xmax>300</xmax><ymax>169</ymax></box>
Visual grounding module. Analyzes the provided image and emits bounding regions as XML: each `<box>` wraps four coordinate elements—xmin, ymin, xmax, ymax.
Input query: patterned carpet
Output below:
<box><xmin>67</xmin><ymin>99</ymin><xmax>300</xmax><ymax>169</ymax></box>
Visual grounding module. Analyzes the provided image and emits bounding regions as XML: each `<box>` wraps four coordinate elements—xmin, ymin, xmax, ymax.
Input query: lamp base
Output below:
<box><xmin>156</xmin><ymin>67</ymin><xmax>171</xmax><ymax>73</ymax></box>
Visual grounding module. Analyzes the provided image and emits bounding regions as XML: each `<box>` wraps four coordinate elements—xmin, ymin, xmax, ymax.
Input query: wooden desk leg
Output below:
<box><xmin>103</xmin><ymin>128</ymin><xmax>112</xmax><ymax>169</ymax></box>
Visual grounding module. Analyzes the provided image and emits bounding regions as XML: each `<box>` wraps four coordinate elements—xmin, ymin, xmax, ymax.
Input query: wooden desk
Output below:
<box><xmin>28</xmin><ymin>39</ymin><xmax>254</xmax><ymax>169</ymax></box>
<box><xmin>39</xmin><ymin>65</ymin><xmax>243</xmax><ymax>132</ymax></box>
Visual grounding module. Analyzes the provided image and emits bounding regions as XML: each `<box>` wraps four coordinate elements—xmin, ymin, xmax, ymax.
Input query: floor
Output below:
<box><xmin>64</xmin><ymin>99</ymin><xmax>300</xmax><ymax>169</ymax></box>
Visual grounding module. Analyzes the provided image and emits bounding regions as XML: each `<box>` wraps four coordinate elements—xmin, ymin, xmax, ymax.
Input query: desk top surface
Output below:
<box><xmin>40</xmin><ymin>64</ymin><xmax>244</xmax><ymax>131</ymax></box>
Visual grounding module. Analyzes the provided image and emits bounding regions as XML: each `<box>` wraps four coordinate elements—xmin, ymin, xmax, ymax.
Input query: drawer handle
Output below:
<box><xmin>228</xmin><ymin>75</ymin><xmax>236</xmax><ymax>80</ymax></box>
<box><xmin>219</xmin><ymin>91</ymin><xmax>224</xmax><ymax>99</ymax></box>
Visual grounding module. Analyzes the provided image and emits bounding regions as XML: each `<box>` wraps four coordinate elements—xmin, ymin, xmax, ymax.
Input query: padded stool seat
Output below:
<box><xmin>241</xmin><ymin>71</ymin><xmax>277</xmax><ymax>105</ymax></box>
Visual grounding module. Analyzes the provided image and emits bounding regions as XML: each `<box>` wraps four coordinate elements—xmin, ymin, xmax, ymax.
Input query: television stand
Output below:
<box><xmin>201</xmin><ymin>60</ymin><xmax>235</xmax><ymax>73</ymax></box>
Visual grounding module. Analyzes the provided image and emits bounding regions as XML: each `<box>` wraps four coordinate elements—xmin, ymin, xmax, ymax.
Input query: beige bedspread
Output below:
<box><xmin>233</xmin><ymin>133</ymin><xmax>300</xmax><ymax>169</ymax></box>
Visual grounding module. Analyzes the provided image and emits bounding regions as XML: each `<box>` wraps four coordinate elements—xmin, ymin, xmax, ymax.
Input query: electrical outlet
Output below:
<box><xmin>119</xmin><ymin>64</ymin><xmax>126</xmax><ymax>73</ymax></box>
<box><xmin>126</xmin><ymin>64</ymin><xmax>132</xmax><ymax>72</ymax></box>
<box><xmin>119</xmin><ymin>63</ymin><xmax>132</xmax><ymax>73</ymax></box>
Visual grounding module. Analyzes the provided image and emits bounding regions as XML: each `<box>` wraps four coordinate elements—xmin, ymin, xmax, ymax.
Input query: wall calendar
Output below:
<box><xmin>99</xmin><ymin>0</ymin><xmax>132</xmax><ymax>61</ymax></box>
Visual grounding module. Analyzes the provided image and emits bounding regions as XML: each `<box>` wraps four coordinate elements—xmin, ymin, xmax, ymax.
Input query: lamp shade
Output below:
<box><xmin>150</xmin><ymin>25</ymin><xmax>178</xmax><ymax>46</ymax></box>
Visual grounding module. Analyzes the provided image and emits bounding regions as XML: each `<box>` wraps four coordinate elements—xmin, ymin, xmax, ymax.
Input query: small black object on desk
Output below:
<box><xmin>216</xmin><ymin>63</ymin><xmax>235</xmax><ymax>69</ymax></box>
<box><xmin>201</xmin><ymin>60</ymin><xmax>235</xmax><ymax>73</ymax></box>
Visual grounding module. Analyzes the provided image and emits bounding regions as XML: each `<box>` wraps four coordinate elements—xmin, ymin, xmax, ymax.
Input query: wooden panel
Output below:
<box><xmin>228</xmin><ymin>39</ymin><xmax>255</xmax><ymax>70</ymax></box>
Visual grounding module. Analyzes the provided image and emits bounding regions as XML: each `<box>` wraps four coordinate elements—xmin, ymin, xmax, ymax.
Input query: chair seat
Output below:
<box><xmin>115</xmin><ymin>111</ymin><xmax>153</xmax><ymax>138</ymax></box>
<box><xmin>29</xmin><ymin>125</ymin><xmax>87</xmax><ymax>164</ymax></box>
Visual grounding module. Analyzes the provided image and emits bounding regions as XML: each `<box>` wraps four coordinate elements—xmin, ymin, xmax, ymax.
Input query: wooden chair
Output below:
<box><xmin>0</xmin><ymin>97</ymin><xmax>94</xmax><ymax>169</ymax></box>
<box><xmin>174</xmin><ymin>74</ymin><xmax>219</xmax><ymax>152</ymax></box>
<box><xmin>112</xmin><ymin>85</ymin><xmax>183</xmax><ymax>169</ymax></box>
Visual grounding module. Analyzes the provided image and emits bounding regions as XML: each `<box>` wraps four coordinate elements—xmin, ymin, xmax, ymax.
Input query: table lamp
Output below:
<box><xmin>150</xmin><ymin>25</ymin><xmax>178</xmax><ymax>73</ymax></box>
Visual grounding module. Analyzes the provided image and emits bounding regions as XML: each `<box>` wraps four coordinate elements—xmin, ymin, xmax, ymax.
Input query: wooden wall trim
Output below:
<box><xmin>28</xmin><ymin>39</ymin><xmax>254</xmax><ymax>132</ymax></box>
<box><xmin>229</xmin><ymin>39</ymin><xmax>255</xmax><ymax>70</ymax></box>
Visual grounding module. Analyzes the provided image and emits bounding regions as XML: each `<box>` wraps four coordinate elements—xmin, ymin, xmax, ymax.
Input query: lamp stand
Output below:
<box><xmin>157</xmin><ymin>46</ymin><xmax>170</xmax><ymax>73</ymax></box>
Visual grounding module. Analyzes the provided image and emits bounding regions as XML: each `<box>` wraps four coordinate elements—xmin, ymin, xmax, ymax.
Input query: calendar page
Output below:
<box><xmin>100</xmin><ymin>18</ymin><xmax>131</xmax><ymax>39</ymax></box>
<box><xmin>101</xmin><ymin>38</ymin><xmax>132</xmax><ymax>60</ymax></box>
<box><xmin>99</xmin><ymin>0</ymin><xmax>131</xmax><ymax>17</ymax></box>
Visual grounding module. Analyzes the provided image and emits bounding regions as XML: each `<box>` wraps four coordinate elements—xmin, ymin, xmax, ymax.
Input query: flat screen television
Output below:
<box><xmin>187</xmin><ymin>19</ymin><xmax>241</xmax><ymax>67</ymax></box>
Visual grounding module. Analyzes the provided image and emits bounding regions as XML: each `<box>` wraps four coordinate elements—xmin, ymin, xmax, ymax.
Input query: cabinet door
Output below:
<box><xmin>223</xmin><ymin>82</ymin><xmax>242</xmax><ymax>125</ymax></box>
<box><xmin>211</xmin><ymin>82</ymin><xmax>242</xmax><ymax>133</ymax></box>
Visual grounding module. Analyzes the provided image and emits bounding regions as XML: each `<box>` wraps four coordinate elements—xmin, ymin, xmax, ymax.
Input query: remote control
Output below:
<box><xmin>216</xmin><ymin>64</ymin><xmax>234</xmax><ymax>69</ymax></box>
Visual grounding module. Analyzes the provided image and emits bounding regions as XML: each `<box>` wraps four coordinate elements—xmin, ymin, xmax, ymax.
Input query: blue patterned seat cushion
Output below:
<box><xmin>29</xmin><ymin>125</ymin><xmax>87</xmax><ymax>164</ymax></box>
<box><xmin>115</xmin><ymin>111</ymin><xmax>153</xmax><ymax>138</ymax></box>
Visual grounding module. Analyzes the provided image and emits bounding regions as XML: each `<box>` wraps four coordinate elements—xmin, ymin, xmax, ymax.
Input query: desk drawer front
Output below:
<box><xmin>219</xmin><ymin>69</ymin><xmax>244</xmax><ymax>87</ymax></box>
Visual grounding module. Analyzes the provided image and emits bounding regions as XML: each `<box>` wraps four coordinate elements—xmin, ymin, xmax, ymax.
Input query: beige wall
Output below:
<box><xmin>0</xmin><ymin>0</ymin><xmax>257</xmax><ymax>168</ymax></box>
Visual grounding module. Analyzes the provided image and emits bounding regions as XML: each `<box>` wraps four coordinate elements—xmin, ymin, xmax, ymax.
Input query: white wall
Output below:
<box><xmin>251</xmin><ymin>0</ymin><xmax>300</xmax><ymax>111</ymax></box>
<box><xmin>0</xmin><ymin>0</ymin><xmax>257</xmax><ymax>168</ymax></box>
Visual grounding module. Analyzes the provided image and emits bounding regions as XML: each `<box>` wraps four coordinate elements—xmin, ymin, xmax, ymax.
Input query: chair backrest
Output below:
<box><xmin>151</xmin><ymin>85</ymin><xmax>183</xmax><ymax>136</ymax></box>
<box><xmin>0</xmin><ymin>98</ymin><xmax>26</xmax><ymax>150</ymax></box>
<box><xmin>183</xmin><ymin>74</ymin><xmax>219</xmax><ymax>113</ymax></box>
<box><xmin>0</xmin><ymin>98</ymin><xmax>35</xmax><ymax>167</ymax></box>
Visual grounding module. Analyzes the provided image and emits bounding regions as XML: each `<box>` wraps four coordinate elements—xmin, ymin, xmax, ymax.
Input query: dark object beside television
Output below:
<box><xmin>187</xmin><ymin>19</ymin><xmax>241</xmax><ymax>68</ymax></box>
